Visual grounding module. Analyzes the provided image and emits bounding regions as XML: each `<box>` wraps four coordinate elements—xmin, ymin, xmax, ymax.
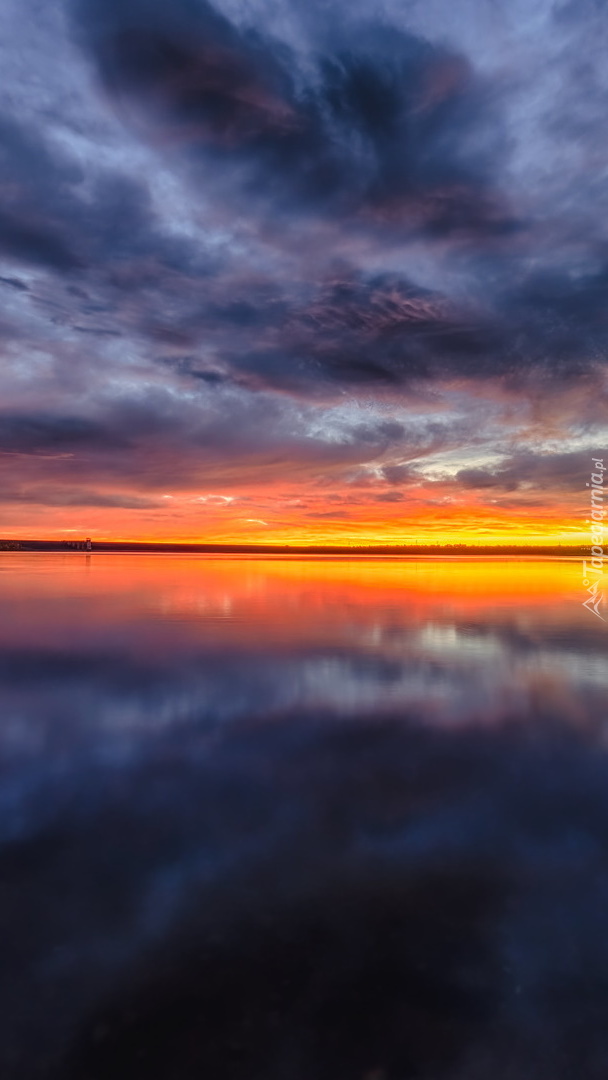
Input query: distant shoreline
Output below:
<box><xmin>0</xmin><ymin>540</ymin><xmax>588</xmax><ymax>557</ymax></box>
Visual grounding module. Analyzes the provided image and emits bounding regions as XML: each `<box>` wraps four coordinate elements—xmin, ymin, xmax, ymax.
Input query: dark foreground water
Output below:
<box><xmin>1</xmin><ymin>554</ymin><xmax>608</xmax><ymax>1079</ymax></box>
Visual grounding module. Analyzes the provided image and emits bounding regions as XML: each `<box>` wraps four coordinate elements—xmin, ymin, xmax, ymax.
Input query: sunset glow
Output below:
<box><xmin>1</xmin><ymin>497</ymin><xmax>587</xmax><ymax>546</ymax></box>
<box><xmin>1</xmin><ymin>1</ymin><xmax>606</xmax><ymax>545</ymax></box>
<box><xmin>3</xmin><ymin>1</ymin><xmax>608</xmax><ymax>1072</ymax></box>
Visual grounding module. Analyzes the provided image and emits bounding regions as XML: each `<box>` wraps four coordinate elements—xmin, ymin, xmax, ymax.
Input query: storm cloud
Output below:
<box><xmin>0</xmin><ymin>0</ymin><xmax>606</xmax><ymax>535</ymax></box>
<box><xmin>69</xmin><ymin>0</ymin><xmax>514</xmax><ymax>234</ymax></box>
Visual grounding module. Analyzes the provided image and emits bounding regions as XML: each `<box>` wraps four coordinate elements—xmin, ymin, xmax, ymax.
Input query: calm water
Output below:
<box><xmin>2</xmin><ymin>554</ymin><xmax>608</xmax><ymax>1079</ymax></box>
<box><xmin>1</xmin><ymin>554</ymin><xmax>606</xmax><ymax>758</ymax></box>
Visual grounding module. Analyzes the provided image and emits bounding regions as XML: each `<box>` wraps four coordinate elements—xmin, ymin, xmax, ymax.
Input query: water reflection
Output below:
<box><xmin>0</xmin><ymin>555</ymin><xmax>605</xmax><ymax>764</ymax></box>
<box><xmin>1</xmin><ymin>555</ymin><xmax>608</xmax><ymax>1079</ymax></box>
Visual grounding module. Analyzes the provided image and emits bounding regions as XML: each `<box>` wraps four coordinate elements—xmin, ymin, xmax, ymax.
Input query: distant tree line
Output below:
<box><xmin>7</xmin><ymin>540</ymin><xmax>588</xmax><ymax>555</ymax></box>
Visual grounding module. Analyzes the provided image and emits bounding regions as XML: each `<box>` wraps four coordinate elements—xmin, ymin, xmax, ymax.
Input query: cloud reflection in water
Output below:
<box><xmin>1</xmin><ymin>555</ymin><xmax>608</xmax><ymax>1078</ymax></box>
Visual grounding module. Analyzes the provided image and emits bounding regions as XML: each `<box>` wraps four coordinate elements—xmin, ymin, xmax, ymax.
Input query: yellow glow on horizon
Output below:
<box><xmin>0</xmin><ymin>486</ymin><xmax>589</xmax><ymax>546</ymax></box>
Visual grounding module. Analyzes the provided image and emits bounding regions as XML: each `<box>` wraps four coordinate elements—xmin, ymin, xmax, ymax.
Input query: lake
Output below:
<box><xmin>1</xmin><ymin>554</ymin><xmax>605</xmax><ymax>754</ymax></box>
<box><xmin>2</xmin><ymin>554</ymin><xmax>608</xmax><ymax>1079</ymax></box>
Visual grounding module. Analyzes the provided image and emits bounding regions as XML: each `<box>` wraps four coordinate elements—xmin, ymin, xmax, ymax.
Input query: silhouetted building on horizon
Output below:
<box><xmin>62</xmin><ymin>538</ymin><xmax>93</xmax><ymax>551</ymax></box>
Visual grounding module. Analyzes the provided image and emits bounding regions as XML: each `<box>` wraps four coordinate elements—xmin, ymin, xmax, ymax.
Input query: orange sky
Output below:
<box><xmin>1</xmin><ymin>482</ymin><xmax>588</xmax><ymax>545</ymax></box>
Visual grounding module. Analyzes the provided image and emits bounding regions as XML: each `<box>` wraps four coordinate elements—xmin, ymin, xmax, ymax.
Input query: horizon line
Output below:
<box><xmin>1</xmin><ymin>539</ymin><xmax>591</xmax><ymax>554</ymax></box>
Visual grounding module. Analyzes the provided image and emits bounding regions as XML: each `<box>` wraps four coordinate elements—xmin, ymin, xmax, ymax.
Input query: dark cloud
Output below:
<box><xmin>382</xmin><ymin>463</ymin><xmax>421</xmax><ymax>486</ymax></box>
<box><xmin>70</xmin><ymin>0</ymin><xmax>513</xmax><ymax>239</ymax></box>
<box><xmin>151</xmin><ymin>268</ymin><xmax>502</xmax><ymax>398</ymax></box>
<box><xmin>0</xmin><ymin>391</ymin><xmax>426</xmax><ymax>495</ymax></box>
<box><xmin>151</xmin><ymin>257</ymin><xmax>608</xmax><ymax>398</ymax></box>
<box><xmin>270</xmin><ymin>272</ymin><xmax>496</xmax><ymax>389</ymax></box>
<box><xmin>0</xmin><ymin>275</ymin><xmax>28</xmax><ymax>291</ymax></box>
<box><xmin>308</xmin><ymin>510</ymin><xmax>351</xmax><ymax>519</ymax></box>
<box><xmin>0</xmin><ymin>486</ymin><xmax>161</xmax><ymax>509</ymax></box>
<box><xmin>0</xmin><ymin>115</ymin><xmax>84</xmax><ymax>270</ymax></box>
<box><xmin>0</xmin><ymin>0</ymin><xmax>606</xmax><ymax>518</ymax></box>
<box><xmin>0</xmin><ymin>210</ymin><xmax>79</xmax><ymax>271</ymax></box>
<box><xmin>0</xmin><ymin>111</ymin><xmax>207</xmax><ymax>284</ymax></box>
<box><xmin>455</xmin><ymin>450</ymin><xmax>598</xmax><ymax>493</ymax></box>
<box><xmin>0</xmin><ymin>413</ymin><xmax>119</xmax><ymax>454</ymax></box>
<box><xmin>455</xmin><ymin>465</ymin><xmax>500</xmax><ymax>489</ymax></box>
<box><xmin>62</xmin><ymin>0</ymin><xmax>607</xmax><ymax>397</ymax></box>
<box><xmin>499</xmin><ymin>263</ymin><xmax>608</xmax><ymax>377</ymax></box>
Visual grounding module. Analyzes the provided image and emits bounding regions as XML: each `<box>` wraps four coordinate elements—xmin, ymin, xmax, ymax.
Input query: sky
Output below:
<box><xmin>0</xmin><ymin>0</ymin><xmax>607</xmax><ymax>544</ymax></box>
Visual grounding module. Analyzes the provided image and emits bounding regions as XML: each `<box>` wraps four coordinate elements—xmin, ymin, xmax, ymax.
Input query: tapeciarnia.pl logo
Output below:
<box><xmin>582</xmin><ymin>457</ymin><xmax>605</xmax><ymax>621</ymax></box>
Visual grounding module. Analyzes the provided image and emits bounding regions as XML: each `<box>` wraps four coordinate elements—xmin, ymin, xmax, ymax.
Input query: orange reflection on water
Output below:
<box><xmin>0</xmin><ymin>553</ymin><xmax>605</xmax><ymax>732</ymax></box>
<box><xmin>0</xmin><ymin>552</ymin><xmax>594</xmax><ymax>650</ymax></box>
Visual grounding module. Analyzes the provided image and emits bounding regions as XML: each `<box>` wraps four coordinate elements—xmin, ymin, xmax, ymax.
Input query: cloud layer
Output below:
<box><xmin>0</xmin><ymin>0</ymin><xmax>606</xmax><ymax>539</ymax></box>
